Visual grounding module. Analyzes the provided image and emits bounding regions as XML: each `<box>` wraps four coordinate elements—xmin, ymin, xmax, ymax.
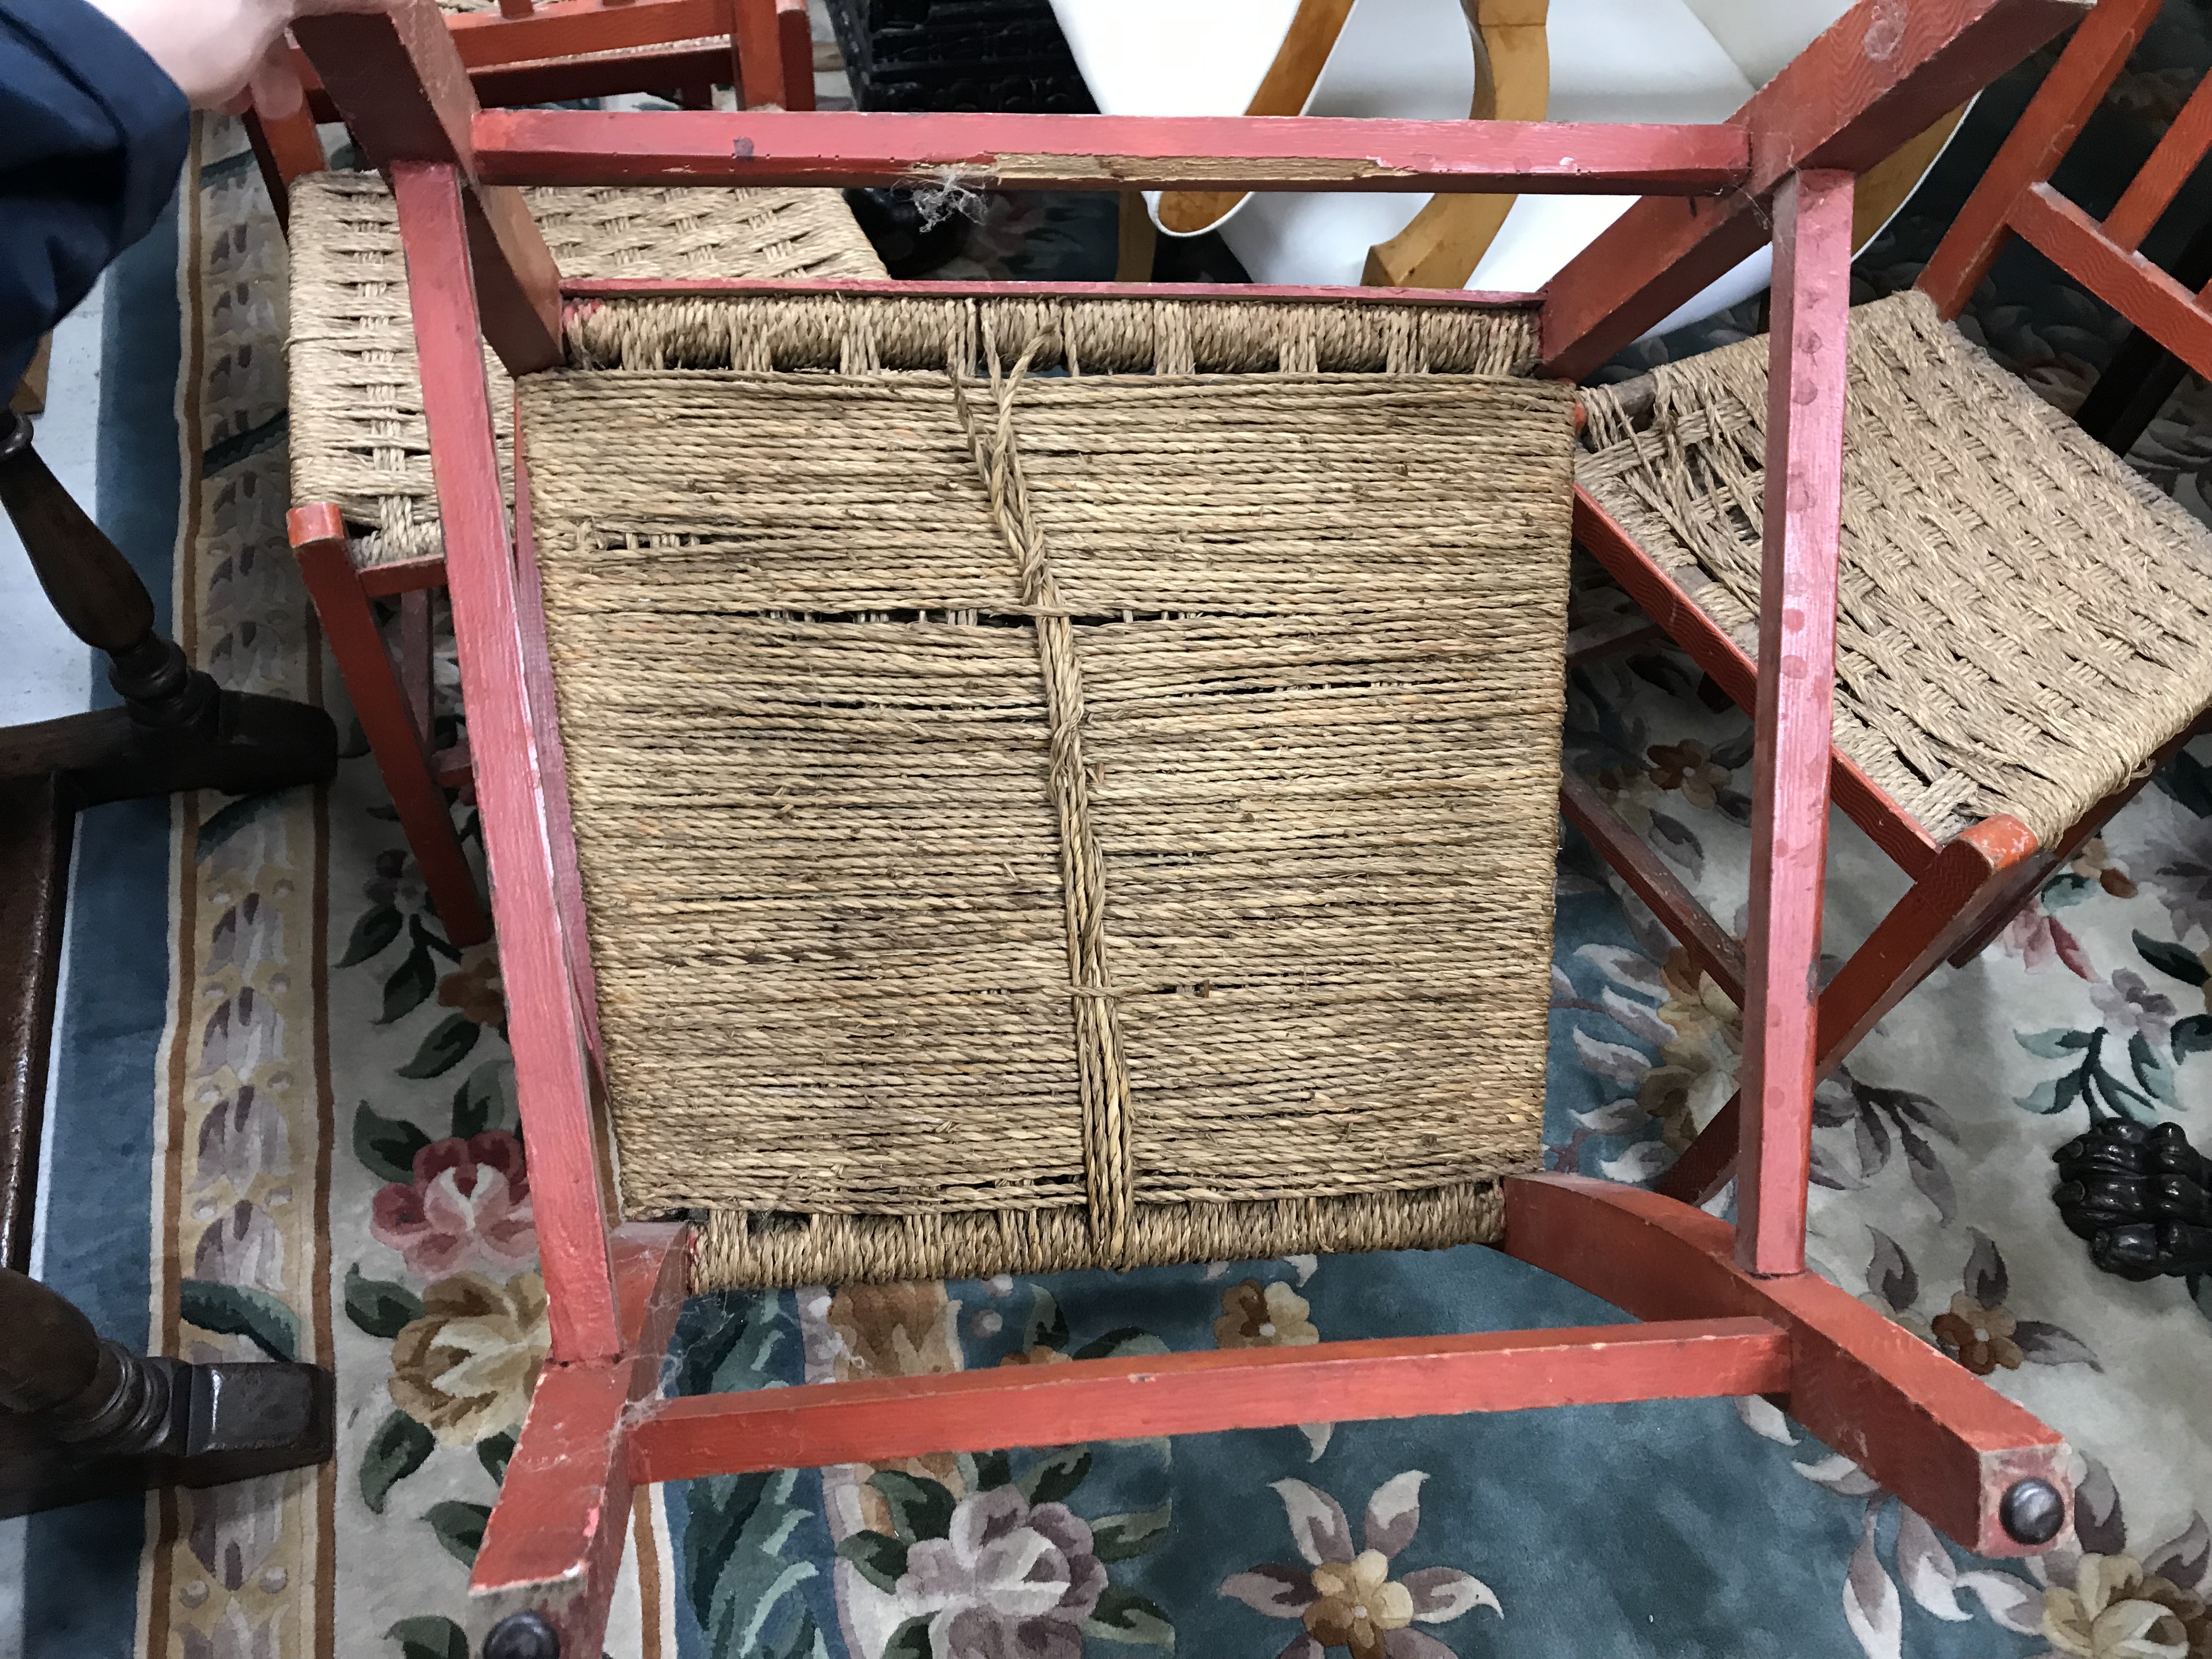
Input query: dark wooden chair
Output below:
<box><xmin>0</xmin><ymin>409</ymin><xmax>336</xmax><ymax>1513</ymax></box>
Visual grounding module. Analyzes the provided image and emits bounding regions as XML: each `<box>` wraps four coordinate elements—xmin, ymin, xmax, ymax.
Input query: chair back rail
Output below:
<box><xmin>1918</xmin><ymin>0</ymin><xmax>2212</xmax><ymax>397</ymax></box>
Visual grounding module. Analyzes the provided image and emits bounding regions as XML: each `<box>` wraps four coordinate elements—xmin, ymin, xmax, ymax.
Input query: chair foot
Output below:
<box><xmin>1504</xmin><ymin>1175</ymin><xmax>2070</xmax><ymax>1556</ymax></box>
<box><xmin>472</xmin><ymin>1224</ymin><xmax>689</xmax><ymax>1658</ymax></box>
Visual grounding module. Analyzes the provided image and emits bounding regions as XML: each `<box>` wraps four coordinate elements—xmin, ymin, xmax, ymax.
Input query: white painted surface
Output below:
<box><xmin>1054</xmin><ymin>0</ymin><xmax>1291</xmax><ymax>121</ymax></box>
<box><xmin>1</xmin><ymin>281</ymin><xmax>104</xmax><ymax>728</ymax></box>
<box><xmin>1209</xmin><ymin>0</ymin><xmax>1477</xmax><ymax>286</ymax></box>
<box><xmin>1047</xmin><ymin>0</ymin><xmax>1949</xmax><ymax>337</ymax></box>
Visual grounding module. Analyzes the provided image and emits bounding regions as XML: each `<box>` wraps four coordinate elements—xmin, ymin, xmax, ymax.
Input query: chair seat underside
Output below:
<box><xmin>1578</xmin><ymin>289</ymin><xmax>2212</xmax><ymax>849</ymax></box>
<box><xmin>520</xmin><ymin>293</ymin><xmax>1576</xmax><ymax>1288</ymax></box>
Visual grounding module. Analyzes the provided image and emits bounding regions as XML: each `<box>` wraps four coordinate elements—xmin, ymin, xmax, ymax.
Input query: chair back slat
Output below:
<box><xmin>2104</xmin><ymin>66</ymin><xmax>2212</xmax><ymax>247</ymax></box>
<box><xmin>1918</xmin><ymin>0</ymin><xmax>2162</xmax><ymax>313</ymax></box>
<box><xmin>1920</xmin><ymin>0</ymin><xmax>2212</xmax><ymax>377</ymax></box>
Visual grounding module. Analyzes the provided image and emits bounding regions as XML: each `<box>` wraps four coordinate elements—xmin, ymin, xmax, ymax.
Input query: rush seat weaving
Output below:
<box><xmin>286</xmin><ymin>172</ymin><xmax>887</xmax><ymax>568</ymax></box>
<box><xmin>1578</xmin><ymin>289</ymin><xmax>2212</xmax><ymax>847</ymax></box>
<box><xmin>518</xmin><ymin>294</ymin><xmax>1575</xmax><ymax>1286</ymax></box>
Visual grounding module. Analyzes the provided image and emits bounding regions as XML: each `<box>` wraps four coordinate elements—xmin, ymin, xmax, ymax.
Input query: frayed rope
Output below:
<box><xmin>904</xmin><ymin>165</ymin><xmax>993</xmax><ymax>230</ymax></box>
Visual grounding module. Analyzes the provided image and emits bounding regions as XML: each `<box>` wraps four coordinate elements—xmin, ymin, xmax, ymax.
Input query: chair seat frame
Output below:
<box><xmin>1582</xmin><ymin>0</ymin><xmax>2212</xmax><ymax>1212</ymax></box>
<box><xmin>291</xmin><ymin>1</ymin><xmax>2092</xmax><ymax>1649</ymax></box>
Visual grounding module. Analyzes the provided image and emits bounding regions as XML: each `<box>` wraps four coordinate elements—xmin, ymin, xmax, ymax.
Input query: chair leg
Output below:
<box><xmin>289</xmin><ymin>509</ymin><xmax>492</xmax><ymax>949</ymax></box>
<box><xmin>1504</xmin><ymin>1176</ymin><xmax>2069</xmax><ymax>1557</ymax></box>
<box><xmin>473</xmin><ymin>1224</ymin><xmax>687</xmax><ymax>1659</ymax></box>
<box><xmin>1656</xmin><ymin>817</ymin><xmax>2039</xmax><ymax>1206</ymax></box>
<box><xmin>241</xmin><ymin>96</ymin><xmax>327</xmax><ymax>236</ymax></box>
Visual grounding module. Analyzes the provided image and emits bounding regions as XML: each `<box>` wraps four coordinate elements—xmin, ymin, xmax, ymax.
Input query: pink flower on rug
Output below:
<box><xmin>371</xmin><ymin>1131</ymin><xmax>535</xmax><ymax>1278</ymax></box>
<box><xmin>893</xmin><ymin>1486</ymin><xmax>1105</xmax><ymax>1659</ymax></box>
<box><xmin>2003</xmin><ymin>902</ymin><xmax>2095</xmax><ymax>979</ymax></box>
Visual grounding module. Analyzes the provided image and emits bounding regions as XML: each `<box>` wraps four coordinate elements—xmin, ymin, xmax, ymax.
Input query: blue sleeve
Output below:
<box><xmin>0</xmin><ymin>0</ymin><xmax>190</xmax><ymax>394</ymax></box>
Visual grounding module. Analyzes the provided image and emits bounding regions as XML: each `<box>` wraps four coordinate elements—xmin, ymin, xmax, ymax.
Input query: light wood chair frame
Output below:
<box><xmin>290</xmin><ymin>0</ymin><xmax>2090</xmax><ymax>1647</ymax></box>
<box><xmin>1569</xmin><ymin>0</ymin><xmax>2212</xmax><ymax>1212</ymax></box>
<box><xmin>272</xmin><ymin>0</ymin><xmax>816</xmax><ymax>950</ymax></box>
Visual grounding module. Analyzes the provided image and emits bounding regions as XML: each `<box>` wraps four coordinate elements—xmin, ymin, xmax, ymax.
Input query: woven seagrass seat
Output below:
<box><xmin>518</xmin><ymin>292</ymin><xmax>1575</xmax><ymax>1286</ymax></box>
<box><xmin>1578</xmin><ymin>289</ymin><xmax>2212</xmax><ymax>848</ymax></box>
<box><xmin>286</xmin><ymin>172</ymin><xmax>887</xmax><ymax>569</ymax></box>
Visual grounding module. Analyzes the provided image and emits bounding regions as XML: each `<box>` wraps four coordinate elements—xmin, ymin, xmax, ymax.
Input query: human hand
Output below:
<box><xmin>84</xmin><ymin>0</ymin><xmax>399</xmax><ymax>114</ymax></box>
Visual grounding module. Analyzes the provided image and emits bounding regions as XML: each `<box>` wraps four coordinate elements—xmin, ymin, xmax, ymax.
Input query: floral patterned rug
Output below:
<box><xmin>21</xmin><ymin>15</ymin><xmax>2212</xmax><ymax>1654</ymax></box>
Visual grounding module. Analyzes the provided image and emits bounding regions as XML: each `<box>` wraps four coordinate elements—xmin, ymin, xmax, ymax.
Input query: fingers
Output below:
<box><xmin>290</xmin><ymin>0</ymin><xmax>406</xmax><ymax>16</ymax></box>
<box><xmin>245</xmin><ymin>35</ymin><xmax>307</xmax><ymax>121</ymax></box>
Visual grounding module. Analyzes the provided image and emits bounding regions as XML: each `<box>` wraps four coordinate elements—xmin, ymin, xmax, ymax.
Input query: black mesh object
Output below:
<box><xmin>2052</xmin><ymin>1119</ymin><xmax>2212</xmax><ymax>1280</ymax></box>
<box><xmin>824</xmin><ymin>0</ymin><xmax>1096</xmax><ymax>113</ymax></box>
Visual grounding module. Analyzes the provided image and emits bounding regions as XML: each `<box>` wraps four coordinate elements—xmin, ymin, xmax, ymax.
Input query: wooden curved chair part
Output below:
<box><xmin>1154</xmin><ymin>0</ymin><xmax>1359</xmax><ymax>234</ymax></box>
<box><xmin>1369</xmin><ymin>6</ymin><xmax>1960</xmax><ymax>292</ymax></box>
<box><xmin>1365</xmin><ymin>0</ymin><xmax>1549</xmax><ymax>287</ymax></box>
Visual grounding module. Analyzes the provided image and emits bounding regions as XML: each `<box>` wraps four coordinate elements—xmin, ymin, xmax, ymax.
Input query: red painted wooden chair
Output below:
<box><xmin>245</xmin><ymin>0</ymin><xmax>816</xmax><ymax>230</ymax></box>
<box><xmin>1570</xmin><ymin>0</ymin><xmax>2212</xmax><ymax>1212</ymax></box>
<box><xmin>290</xmin><ymin>1</ymin><xmax>2091</xmax><ymax>1650</ymax></box>
<box><xmin>276</xmin><ymin>1</ymin><xmax>873</xmax><ymax>950</ymax></box>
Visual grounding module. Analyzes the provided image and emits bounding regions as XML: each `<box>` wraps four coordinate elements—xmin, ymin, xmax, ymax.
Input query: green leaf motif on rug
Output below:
<box><xmin>834</xmin><ymin>1530</ymin><xmax>908</xmax><ymax>1594</ymax></box>
<box><xmin>2175</xmin><ymin>1014</ymin><xmax>2212</xmax><ymax>1060</ymax></box>
<box><xmin>1083</xmin><ymin>1585</ymin><xmax>1175</xmax><ymax>1647</ymax></box>
<box><xmin>346</xmin><ymin>1263</ymin><xmax>424</xmax><ymax>1340</ymax></box>
<box><xmin>1091</xmin><ymin>1505</ymin><xmax>1173</xmax><ymax>1562</ymax></box>
<box><xmin>1018</xmin><ymin>1444</ymin><xmax>1090</xmax><ymax>1506</ymax></box>
<box><xmin>340</xmin><ymin>903</ymin><xmax>404</xmax><ymax>968</ymax></box>
<box><xmin>452</xmin><ymin>1060</ymin><xmax>512</xmax><ymax>1138</ymax></box>
<box><xmin>2016</xmin><ymin>1029</ymin><xmax>2095</xmax><ymax>1059</ymax></box>
<box><xmin>882</xmin><ymin>1616</ymin><xmax>931</xmax><ymax>1659</ymax></box>
<box><xmin>426</xmin><ymin>1499</ymin><xmax>492</xmax><ymax>1567</ymax></box>
<box><xmin>691</xmin><ymin>1466</ymin><xmax>825</xmax><ymax>1658</ymax></box>
<box><xmin>380</xmin><ymin>940</ymin><xmax>440</xmax><ymax>1025</ymax></box>
<box><xmin>478</xmin><ymin>1431</ymin><xmax>516</xmax><ymax>1486</ymax></box>
<box><xmin>178</xmin><ymin>1278</ymin><xmax>298</xmax><ymax>1362</ymax></box>
<box><xmin>384</xmin><ymin>1616</ymin><xmax>469</xmax><ymax>1659</ymax></box>
<box><xmin>870</xmin><ymin>1470</ymin><xmax>955</xmax><ymax>1543</ymax></box>
<box><xmin>956</xmin><ymin>1449</ymin><xmax>1013</xmax><ymax>1492</ymax></box>
<box><xmin>398</xmin><ymin>1012</ymin><xmax>480</xmax><ymax>1080</ymax></box>
<box><xmin>2136</xmin><ymin>930</ymin><xmax>2211</xmax><ymax>988</ymax></box>
<box><xmin>356</xmin><ymin>1100</ymin><xmax>432</xmax><ymax>1183</ymax></box>
<box><xmin>362</xmin><ymin>1410</ymin><xmax>436</xmax><ymax>1515</ymax></box>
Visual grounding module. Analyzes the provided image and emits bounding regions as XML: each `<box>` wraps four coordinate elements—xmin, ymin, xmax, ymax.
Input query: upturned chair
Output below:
<box><xmin>285</xmin><ymin>172</ymin><xmax>885</xmax><ymax>945</ymax></box>
<box><xmin>1568</xmin><ymin>0</ymin><xmax>2212</xmax><ymax>1210</ymax></box>
<box><xmin>291</xmin><ymin>0</ymin><xmax>2092</xmax><ymax>1651</ymax></box>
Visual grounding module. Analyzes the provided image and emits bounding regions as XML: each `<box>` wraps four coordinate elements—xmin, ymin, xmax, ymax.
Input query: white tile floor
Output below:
<box><xmin>1</xmin><ymin>282</ymin><xmax>105</xmax><ymax>729</ymax></box>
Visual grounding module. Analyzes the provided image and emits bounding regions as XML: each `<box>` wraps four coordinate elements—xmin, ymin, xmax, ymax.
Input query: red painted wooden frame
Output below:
<box><xmin>275</xmin><ymin>0</ymin><xmax>817</xmax><ymax>943</ymax></box>
<box><xmin>1571</xmin><ymin>0</ymin><xmax>2212</xmax><ymax>1215</ymax></box>
<box><xmin>251</xmin><ymin>0</ymin><xmax>814</xmax><ymax>227</ymax></box>
<box><xmin>289</xmin><ymin>0</ymin><xmax>2091</xmax><ymax>1649</ymax></box>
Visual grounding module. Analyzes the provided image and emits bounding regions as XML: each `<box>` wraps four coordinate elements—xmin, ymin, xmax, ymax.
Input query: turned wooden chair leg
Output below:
<box><xmin>0</xmin><ymin>1266</ymin><xmax>333</xmax><ymax>1517</ymax></box>
<box><xmin>290</xmin><ymin>506</ymin><xmax>491</xmax><ymax>948</ymax></box>
<box><xmin>0</xmin><ymin>776</ymin><xmax>70</xmax><ymax>1275</ymax></box>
